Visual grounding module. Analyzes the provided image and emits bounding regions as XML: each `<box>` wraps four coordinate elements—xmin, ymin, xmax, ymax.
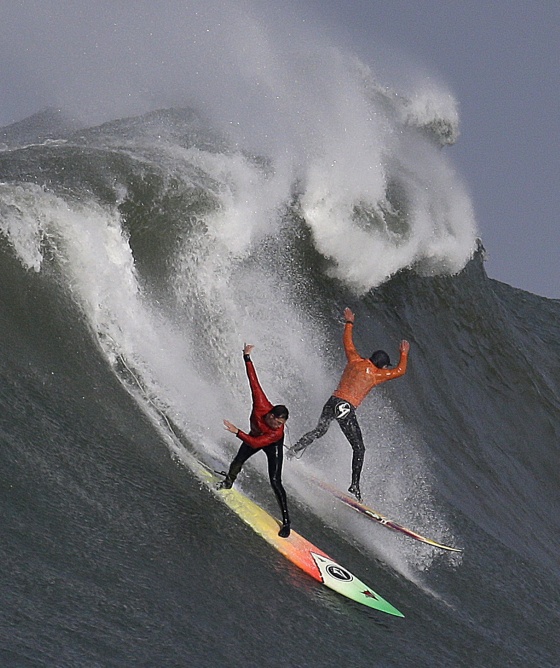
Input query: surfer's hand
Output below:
<box><xmin>344</xmin><ymin>307</ymin><xmax>354</xmax><ymax>323</ymax></box>
<box><xmin>400</xmin><ymin>340</ymin><xmax>410</xmax><ymax>353</ymax></box>
<box><xmin>243</xmin><ymin>343</ymin><xmax>254</xmax><ymax>356</ymax></box>
<box><xmin>223</xmin><ymin>419</ymin><xmax>239</xmax><ymax>434</ymax></box>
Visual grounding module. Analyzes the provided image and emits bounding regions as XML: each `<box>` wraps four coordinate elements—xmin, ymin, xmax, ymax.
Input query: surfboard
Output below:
<box><xmin>185</xmin><ymin>452</ymin><xmax>404</xmax><ymax>617</ymax></box>
<box><xmin>314</xmin><ymin>478</ymin><xmax>462</xmax><ymax>553</ymax></box>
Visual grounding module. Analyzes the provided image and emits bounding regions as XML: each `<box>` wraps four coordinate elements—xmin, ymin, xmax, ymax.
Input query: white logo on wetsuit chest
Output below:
<box><xmin>336</xmin><ymin>402</ymin><xmax>351</xmax><ymax>419</ymax></box>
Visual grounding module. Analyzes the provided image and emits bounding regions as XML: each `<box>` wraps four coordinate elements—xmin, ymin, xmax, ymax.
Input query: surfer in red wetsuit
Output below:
<box><xmin>288</xmin><ymin>308</ymin><xmax>409</xmax><ymax>502</ymax></box>
<box><xmin>220</xmin><ymin>344</ymin><xmax>291</xmax><ymax>538</ymax></box>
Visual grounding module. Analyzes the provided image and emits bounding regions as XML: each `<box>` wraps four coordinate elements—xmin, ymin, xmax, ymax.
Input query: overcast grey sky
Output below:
<box><xmin>1</xmin><ymin>1</ymin><xmax>558</xmax><ymax>298</ymax></box>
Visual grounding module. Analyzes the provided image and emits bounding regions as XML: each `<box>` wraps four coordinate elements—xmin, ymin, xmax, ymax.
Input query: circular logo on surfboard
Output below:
<box><xmin>326</xmin><ymin>564</ymin><xmax>353</xmax><ymax>582</ymax></box>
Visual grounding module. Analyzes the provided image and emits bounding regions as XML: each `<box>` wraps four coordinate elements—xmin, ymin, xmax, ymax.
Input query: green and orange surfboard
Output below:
<box><xmin>187</xmin><ymin>452</ymin><xmax>404</xmax><ymax>617</ymax></box>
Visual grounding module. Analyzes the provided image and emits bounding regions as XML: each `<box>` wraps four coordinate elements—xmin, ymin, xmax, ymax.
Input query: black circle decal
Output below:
<box><xmin>326</xmin><ymin>564</ymin><xmax>353</xmax><ymax>582</ymax></box>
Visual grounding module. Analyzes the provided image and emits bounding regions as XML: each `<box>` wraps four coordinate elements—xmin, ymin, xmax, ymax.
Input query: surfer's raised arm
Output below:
<box><xmin>242</xmin><ymin>343</ymin><xmax>273</xmax><ymax>415</ymax></box>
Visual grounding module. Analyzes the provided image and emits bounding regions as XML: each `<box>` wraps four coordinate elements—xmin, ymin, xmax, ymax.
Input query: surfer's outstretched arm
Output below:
<box><xmin>243</xmin><ymin>344</ymin><xmax>274</xmax><ymax>414</ymax></box>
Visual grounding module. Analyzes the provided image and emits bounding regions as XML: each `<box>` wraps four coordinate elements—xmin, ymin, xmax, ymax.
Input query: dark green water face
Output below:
<box><xmin>1</xmin><ymin>110</ymin><xmax>559</xmax><ymax>667</ymax></box>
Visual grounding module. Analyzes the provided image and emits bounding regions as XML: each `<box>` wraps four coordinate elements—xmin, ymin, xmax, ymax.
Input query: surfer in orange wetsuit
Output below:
<box><xmin>220</xmin><ymin>344</ymin><xmax>291</xmax><ymax>537</ymax></box>
<box><xmin>288</xmin><ymin>308</ymin><xmax>410</xmax><ymax>501</ymax></box>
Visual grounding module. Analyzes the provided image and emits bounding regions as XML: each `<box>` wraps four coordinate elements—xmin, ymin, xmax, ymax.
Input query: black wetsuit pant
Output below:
<box><xmin>294</xmin><ymin>396</ymin><xmax>365</xmax><ymax>488</ymax></box>
<box><xmin>226</xmin><ymin>439</ymin><xmax>289</xmax><ymax>525</ymax></box>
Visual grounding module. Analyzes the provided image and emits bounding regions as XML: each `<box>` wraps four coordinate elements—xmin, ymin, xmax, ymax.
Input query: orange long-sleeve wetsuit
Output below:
<box><xmin>333</xmin><ymin>322</ymin><xmax>408</xmax><ymax>408</ymax></box>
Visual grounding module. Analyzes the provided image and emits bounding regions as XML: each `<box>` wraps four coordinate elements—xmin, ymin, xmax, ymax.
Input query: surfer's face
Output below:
<box><xmin>265</xmin><ymin>413</ymin><xmax>287</xmax><ymax>429</ymax></box>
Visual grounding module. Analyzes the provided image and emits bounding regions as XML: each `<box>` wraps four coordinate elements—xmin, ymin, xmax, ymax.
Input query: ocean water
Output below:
<box><xmin>1</xmin><ymin>106</ymin><xmax>559</xmax><ymax>668</ymax></box>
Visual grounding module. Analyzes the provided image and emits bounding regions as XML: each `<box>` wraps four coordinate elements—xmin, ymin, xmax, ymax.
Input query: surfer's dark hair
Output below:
<box><xmin>270</xmin><ymin>404</ymin><xmax>289</xmax><ymax>420</ymax></box>
<box><xmin>370</xmin><ymin>350</ymin><xmax>391</xmax><ymax>368</ymax></box>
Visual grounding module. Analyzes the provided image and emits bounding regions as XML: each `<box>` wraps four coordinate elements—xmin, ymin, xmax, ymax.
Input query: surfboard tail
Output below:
<box><xmin>313</xmin><ymin>476</ymin><xmax>462</xmax><ymax>553</ymax></box>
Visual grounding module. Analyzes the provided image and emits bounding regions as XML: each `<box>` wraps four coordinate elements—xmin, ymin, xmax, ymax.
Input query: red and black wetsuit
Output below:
<box><xmin>224</xmin><ymin>354</ymin><xmax>289</xmax><ymax>526</ymax></box>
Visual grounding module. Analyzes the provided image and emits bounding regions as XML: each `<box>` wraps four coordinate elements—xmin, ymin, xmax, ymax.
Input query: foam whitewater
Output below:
<box><xmin>0</xmin><ymin>109</ymin><xmax>559</xmax><ymax>667</ymax></box>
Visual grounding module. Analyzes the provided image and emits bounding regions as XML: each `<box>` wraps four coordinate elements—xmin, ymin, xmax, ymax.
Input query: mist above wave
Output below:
<box><xmin>2</xmin><ymin>0</ymin><xmax>477</xmax><ymax>294</ymax></box>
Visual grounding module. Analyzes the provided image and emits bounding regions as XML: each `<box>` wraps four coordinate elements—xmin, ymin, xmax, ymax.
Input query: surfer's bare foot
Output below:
<box><xmin>278</xmin><ymin>522</ymin><xmax>291</xmax><ymax>538</ymax></box>
<box><xmin>286</xmin><ymin>444</ymin><xmax>305</xmax><ymax>460</ymax></box>
<box><xmin>348</xmin><ymin>483</ymin><xmax>361</xmax><ymax>502</ymax></box>
<box><xmin>216</xmin><ymin>477</ymin><xmax>233</xmax><ymax>490</ymax></box>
